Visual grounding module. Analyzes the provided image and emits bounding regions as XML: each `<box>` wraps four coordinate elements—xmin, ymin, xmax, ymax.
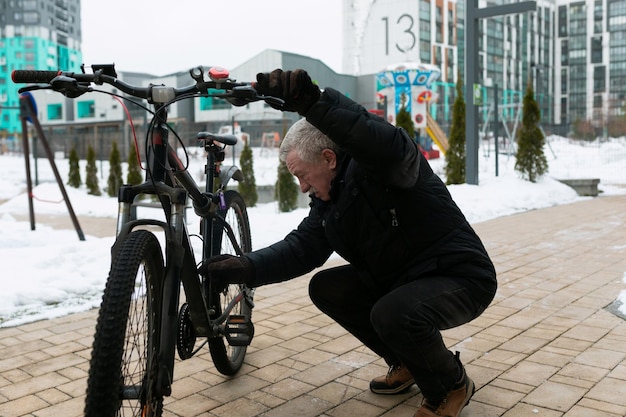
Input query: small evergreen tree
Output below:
<box><xmin>127</xmin><ymin>144</ymin><xmax>143</xmax><ymax>185</ymax></box>
<box><xmin>107</xmin><ymin>141</ymin><xmax>123</xmax><ymax>197</ymax></box>
<box><xmin>238</xmin><ymin>141</ymin><xmax>258</xmax><ymax>207</ymax></box>
<box><xmin>395</xmin><ymin>93</ymin><xmax>415</xmax><ymax>139</ymax></box>
<box><xmin>445</xmin><ymin>77</ymin><xmax>466</xmax><ymax>185</ymax></box>
<box><xmin>515</xmin><ymin>83</ymin><xmax>548</xmax><ymax>182</ymax></box>
<box><xmin>67</xmin><ymin>146</ymin><xmax>81</xmax><ymax>188</ymax></box>
<box><xmin>85</xmin><ymin>145</ymin><xmax>101</xmax><ymax>196</ymax></box>
<box><xmin>275</xmin><ymin>159</ymin><xmax>299</xmax><ymax>212</ymax></box>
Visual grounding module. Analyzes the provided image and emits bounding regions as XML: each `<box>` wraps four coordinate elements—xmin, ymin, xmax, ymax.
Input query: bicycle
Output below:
<box><xmin>12</xmin><ymin>64</ymin><xmax>284</xmax><ymax>417</ymax></box>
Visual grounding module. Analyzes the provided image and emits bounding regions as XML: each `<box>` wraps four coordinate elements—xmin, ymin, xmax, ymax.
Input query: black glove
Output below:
<box><xmin>255</xmin><ymin>69</ymin><xmax>321</xmax><ymax>116</ymax></box>
<box><xmin>198</xmin><ymin>254</ymin><xmax>255</xmax><ymax>291</ymax></box>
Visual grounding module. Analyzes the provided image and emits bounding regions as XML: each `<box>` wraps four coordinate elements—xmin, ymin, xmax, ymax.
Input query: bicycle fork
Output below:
<box><xmin>114</xmin><ymin>182</ymin><xmax>196</xmax><ymax>399</ymax></box>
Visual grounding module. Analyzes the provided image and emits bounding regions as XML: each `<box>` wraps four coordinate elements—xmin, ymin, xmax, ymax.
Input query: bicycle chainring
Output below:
<box><xmin>176</xmin><ymin>303</ymin><xmax>197</xmax><ymax>360</ymax></box>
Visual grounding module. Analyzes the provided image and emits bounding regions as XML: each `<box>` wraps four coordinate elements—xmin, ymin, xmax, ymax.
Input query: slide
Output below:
<box><xmin>425</xmin><ymin>113</ymin><xmax>449</xmax><ymax>154</ymax></box>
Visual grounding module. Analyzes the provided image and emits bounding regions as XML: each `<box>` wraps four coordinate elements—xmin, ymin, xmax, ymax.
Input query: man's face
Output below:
<box><xmin>285</xmin><ymin>149</ymin><xmax>337</xmax><ymax>201</ymax></box>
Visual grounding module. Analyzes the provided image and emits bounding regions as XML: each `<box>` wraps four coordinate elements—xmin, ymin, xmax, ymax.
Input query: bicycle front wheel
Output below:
<box><xmin>85</xmin><ymin>230</ymin><xmax>164</xmax><ymax>417</ymax></box>
<box><xmin>208</xmin><ymin>190</ymin><xmax>253</xmax><ymax>375</ymax></box>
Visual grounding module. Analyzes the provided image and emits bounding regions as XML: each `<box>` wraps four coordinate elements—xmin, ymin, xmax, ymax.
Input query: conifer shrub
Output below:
<box><xmin>445</xmin><ymin>78</ymin><xmax>466</xmax><ymax>185</ymax></box>
<box><xmin>515</xmin><ymin>83</ymin><xmax>548</xmax><ymax>182</ymax></box>
<box><xmin>85</xmin><ymin>145</ymin><xmax>101</xmax><ymax>196</ymax></box>
<box><xmin>107</xmin><ymin>141</ymin><xmax>123</xmax><ymax>197</ymax></box>
<box><xmin>395</xmin><ymin>93</ymin><xmax>415</xmax><ymax>139</ymax></box>
<box><xmin>275</xmin><ymin>159</ymin><xmax>299</xmax><ymax>212</ymax></box>
<box><xmin>238</xmin><ymin>141</ymin><xmax>258</xmax><ymax>207</ymax></box>
<box><xmin>67</xmin><ymin>146</ymin><xmax>81</xmax><ymax>188</ymax></box>
<box><xmin>127</xmin><ymin>144</ymin><xmax>143</xmax><ymax>185</ymax></box>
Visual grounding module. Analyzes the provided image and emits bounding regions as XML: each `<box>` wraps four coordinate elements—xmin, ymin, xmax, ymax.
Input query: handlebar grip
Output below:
<box><xmin>11</xmin><ymin>70</ymin><xmax>63</xmax><ymax>83</ymax></box>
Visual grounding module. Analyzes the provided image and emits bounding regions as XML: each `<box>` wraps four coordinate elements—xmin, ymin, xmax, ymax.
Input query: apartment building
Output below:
<box><xmin>345</xmin><ymin>0</ymin><xmax>626</xmax><ymax>136</ymax></box>
<box><xmin>0</xmin><ymin>0</ymin><xmax>82</xmax><ymax>138</ymax></box>
<box><xmin>3</xmin><ymin>0</ymin><xmax>626</xmax><ymax>148</ymax></box>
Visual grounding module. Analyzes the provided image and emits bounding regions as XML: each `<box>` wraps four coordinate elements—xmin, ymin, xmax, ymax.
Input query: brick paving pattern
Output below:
<box><xmin>1</xmin><ymin>195</ymin><xmax>626</xmax><ymax>416</ymax></box>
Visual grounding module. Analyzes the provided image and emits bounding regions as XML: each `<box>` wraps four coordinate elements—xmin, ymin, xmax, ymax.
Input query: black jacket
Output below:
<box><xmin>246</xmin><ymin>88</ymin><xmax>496</xmax><ymax>299</ymax></box>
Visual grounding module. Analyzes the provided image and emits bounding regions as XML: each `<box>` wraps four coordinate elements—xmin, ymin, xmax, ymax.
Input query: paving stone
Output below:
<box><xmin>1</xmin><ymin>195</ymin><xmax>625</xmax><ymax>416</ymax></box>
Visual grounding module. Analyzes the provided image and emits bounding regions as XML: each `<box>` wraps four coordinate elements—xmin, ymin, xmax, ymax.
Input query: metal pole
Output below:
<box><xmin>20</xmin><ymin>96</ymin><xmax>86</xmax><ymax>241</ymax></box>
<box><xmin>19</xmin><ymin>102</ymin><xmax>36</xmax><ymax>231</ymax></box>
<box><xmin>232</xmin><ymin>116</ymin><xmax>236</xmax><ymax>166</ymax></box>
<box><xmin>494</xmin><ymin>84</ymin><xmax>499</xmax><ymax>177</ymax></box>
<box><xmin>465</xmin><ymin>0</ymin><xmax>479</xmax><ymax>185</ymax></box>
<box><xmin>33</xmin><ymin>131</ymin><xmax>39</xmax><ymax>185</ymax></box>
<box><xmin>465</xmin><ymin>0</ymin><xmax>537</xmax><ymax>185</ymax></box>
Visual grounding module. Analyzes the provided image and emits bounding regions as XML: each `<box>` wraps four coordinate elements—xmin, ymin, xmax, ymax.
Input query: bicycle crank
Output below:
<box><xmin>176</xmin><ymin>303</ymin><xmax>196</xmax><ymax>360</ymax></box>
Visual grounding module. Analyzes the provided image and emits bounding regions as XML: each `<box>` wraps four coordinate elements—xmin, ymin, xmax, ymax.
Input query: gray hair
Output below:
<box><xmin>279</xmin><ymin>119</ymin><xmax>341</xmax><ymax>163</ymax></box>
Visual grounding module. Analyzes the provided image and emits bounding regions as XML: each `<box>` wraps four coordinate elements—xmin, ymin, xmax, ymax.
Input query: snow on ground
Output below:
<box><xmin>0</xmin><ymin>137</ymin><xmax>625</xmax><ymax>327</ymax></box>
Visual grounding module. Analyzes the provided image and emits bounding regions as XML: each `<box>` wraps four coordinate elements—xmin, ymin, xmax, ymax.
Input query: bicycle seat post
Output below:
<box><xmin>201</xmin><ymin>141</ymin><xmax>225</xmax><ymax>260</ymax></box>
<box><xmin>203</xmin><ymin>142</ymin><xmax>226</xmax><ymax>191</ymax></box>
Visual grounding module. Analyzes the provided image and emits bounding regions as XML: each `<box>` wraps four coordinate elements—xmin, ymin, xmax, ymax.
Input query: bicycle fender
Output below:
<box><xmin>219</xmin><ymin>165</ymin><xmax>243</xmax><ymax>188</ymax></box>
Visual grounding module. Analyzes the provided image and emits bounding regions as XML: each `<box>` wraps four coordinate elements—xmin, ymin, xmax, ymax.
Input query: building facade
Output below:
<box><xmin>0</xmin><ymin>0</ymin><xmax>82</xmax><ymax>138</ymax></box>
<box><xmin>555</xmin><ymin>0</ymin><xmax>626</xmax><ymax>136</ymax></box>
<box><xmin>4</xmin><ymin>0</ymin><xmax>626</xmax><ymax>151</ymax></box>
<box><xmin>345</xmin><ymin>0</ymin><xmax>626</xmax><ymax>137</ymax></box>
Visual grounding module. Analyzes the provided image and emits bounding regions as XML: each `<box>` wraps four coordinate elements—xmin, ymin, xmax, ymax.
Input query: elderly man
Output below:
<box><xmin>200</xmin><ymin>69</ymin><xmax>497</xmax><ymax>417</ymax></box>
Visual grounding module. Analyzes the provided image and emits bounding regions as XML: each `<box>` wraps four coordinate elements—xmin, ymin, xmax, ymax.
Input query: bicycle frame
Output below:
<box><xmin>112</xmin><ymin>105</ymin><xmax>251</xmax><ymax>396</ymax></box>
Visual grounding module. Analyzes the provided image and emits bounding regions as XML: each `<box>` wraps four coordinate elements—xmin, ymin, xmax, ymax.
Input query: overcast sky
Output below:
<box><xmin>80</xmin><ymin>0</ymin><xmax>344</xmax><ymax>76</ymax></box>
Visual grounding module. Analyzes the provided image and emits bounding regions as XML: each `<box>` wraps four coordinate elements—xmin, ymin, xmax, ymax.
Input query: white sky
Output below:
<box><xmin>80</xmin><ymin>0</ymin><xmax>344</xmax><ymax>76</ymax></box>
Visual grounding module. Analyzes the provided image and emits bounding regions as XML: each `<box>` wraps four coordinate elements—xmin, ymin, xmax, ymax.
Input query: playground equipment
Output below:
<box><xmin>375</xmin><ymin>63</ymin><xmax>448</xmax><ymax>158</ymax></box>
<box><xmin>260</xmin><ymin>131</ymin><xmax>280</xmax><ymax>155</ymax></box>
<box><xmin>425</xmin><ymin>112</ymin><xmax>449</xmax><ymax>155</ymax></box>
<box><xmin>375</xmin><ymin>62</ymin><xmax>440</xmax><ymax>128</ymax></box>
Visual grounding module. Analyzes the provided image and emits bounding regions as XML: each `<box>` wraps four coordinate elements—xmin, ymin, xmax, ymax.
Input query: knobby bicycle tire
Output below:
<box><xmin>85</xmin><ymin>230</ymin><xmax>164</xmax><ymax>417</ymax></box>
<box><xmin>208</xmin><ymin>190</ymin><xmax>254</xmax><ymax>375</ymax></box>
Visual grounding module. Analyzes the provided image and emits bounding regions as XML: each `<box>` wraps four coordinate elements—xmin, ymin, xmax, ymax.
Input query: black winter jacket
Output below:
<box><xmin>246</xmin><ymin>88</ymin><xmax>496</xmax><ymax>300</ymax></box>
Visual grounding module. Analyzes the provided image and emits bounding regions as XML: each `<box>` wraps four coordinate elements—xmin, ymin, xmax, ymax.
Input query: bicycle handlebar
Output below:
<box><xmin>11</xmin><ymin>65</ymin><xmax>284</xmax><ymax>107</ymax></box>
<box><xmin>11</xmin><ymin>69</ymin><xmax>64</xmax><ymax>83</ymax></box>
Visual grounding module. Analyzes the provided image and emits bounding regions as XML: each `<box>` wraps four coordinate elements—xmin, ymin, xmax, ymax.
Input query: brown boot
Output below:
<box><xmin>369</xmin><ymin>364</ymin><xmax>415</xmax><ymax>394</ymax></box>
<box><xmin>414</xmin><ymin>362</ymin><xmax>475</xmax><ymax>417</ymax></box>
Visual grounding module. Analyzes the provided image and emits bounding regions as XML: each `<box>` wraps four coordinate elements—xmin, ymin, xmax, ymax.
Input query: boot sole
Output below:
<box><xmin>369</xmin><ymin>379</ymin><xmax>415</xmax><ymax>395</ymax></box>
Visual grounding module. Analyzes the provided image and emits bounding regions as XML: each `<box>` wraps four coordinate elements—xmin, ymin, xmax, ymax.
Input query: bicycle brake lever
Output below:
<box><xmin>49</xmin><ymin>75</ymin><xmax>92</xmax><ymax>98</ymax></box>
<box><xmin>262</xmin><ymin>96</ymin><xmax>285</xmax><ymax>108</ymax></box>
<box><xmin>18</xmin><ymin>85</ymin><xmax>52</xmax><ymax>94</ymax></box>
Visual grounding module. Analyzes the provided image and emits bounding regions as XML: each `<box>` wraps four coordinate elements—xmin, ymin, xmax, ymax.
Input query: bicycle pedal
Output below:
<box><xmin>225</xmin><ymin>314</ymin><xmax>254</xmax><ymax>346</ymax></box>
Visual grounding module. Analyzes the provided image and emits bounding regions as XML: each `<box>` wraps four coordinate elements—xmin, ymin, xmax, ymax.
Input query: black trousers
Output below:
<box><xmin>308</xmin><ymin>263</ymin><xmax>496</xmax><ymax>401</ymax></box>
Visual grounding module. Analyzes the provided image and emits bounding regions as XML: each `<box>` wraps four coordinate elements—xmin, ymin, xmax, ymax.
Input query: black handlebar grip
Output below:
<box><xmin>11</xmin><ymin>70</ymin><xmax>63</xmax><ymax>83</ymax></box>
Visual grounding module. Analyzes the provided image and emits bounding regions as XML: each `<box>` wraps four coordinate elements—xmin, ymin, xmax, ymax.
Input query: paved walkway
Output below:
<box><xmin>1</xmin><ymin>195</ymin><xmax>626</xmax><ymax>417</ymax></box>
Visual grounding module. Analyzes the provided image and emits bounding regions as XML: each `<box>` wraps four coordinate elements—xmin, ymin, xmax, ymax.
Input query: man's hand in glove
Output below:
<box><xmin>255</xmin><ymin>69</ymin><xmax>321</xmax><ymax>116</ymax></box>
<box><xmin>198</xmin><ymin>254</ymin><xmax>255</xmax><ymax>292</ymax></box>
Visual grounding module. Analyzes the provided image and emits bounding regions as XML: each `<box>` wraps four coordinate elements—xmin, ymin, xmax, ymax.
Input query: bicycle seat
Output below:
<box><xmin>197</xmin><ymin>132</ymin><xmax>238</xmax><ymax>145</ymax></box>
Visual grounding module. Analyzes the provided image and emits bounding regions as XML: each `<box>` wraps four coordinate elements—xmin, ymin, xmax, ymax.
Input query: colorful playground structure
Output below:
<box><xmin>373</xmin><ymin>63</ymin><xmax>449</xmax><ymax>159</ymax></box>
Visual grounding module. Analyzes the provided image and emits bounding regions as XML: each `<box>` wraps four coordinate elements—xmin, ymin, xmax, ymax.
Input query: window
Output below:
<box><xmin>77</xmin><ymin>100</ymin><xmax>95</xmax><ymax>118</ymax></box>
<box><xmin>199</xmin><ymin>89</ymin><xmax>229</xmax><ymax>110</ymax></box>
<box><xmin>594</xmin><ymin>66</ymin><xmax>606</xmax><ymax>92</ymax></box>
<box><xmin>420</xmin><ymin>40</ymin><xmax>431</xmax><ymax>62</ymax></box>
<box><xmin>47</xmin><ymin>103</ymin><xmax>62</xmax><ymax>120</ymax></box>
<box><xmin>593</xmin><ymin>95</ymin><xmax>603</xmax><ymax>108</ymax></box>
<box><xmin>591</xmin><ymin>36</ymin><xmax>603</xmax><ymax>63</ymax></box>
<box><xmin>558</xmin><ymin>5</ymin><xmax>568</xmax><ymax>37</ymax></box>
<box><xmin>23</xmin><ymin>12</ymin><xmax>39</xmax><ymax>24</ymax></box>
<box><xmin>419</xmin><ymin>0</ymin><xmax>430</xmax><ymax>21</ymax></box>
